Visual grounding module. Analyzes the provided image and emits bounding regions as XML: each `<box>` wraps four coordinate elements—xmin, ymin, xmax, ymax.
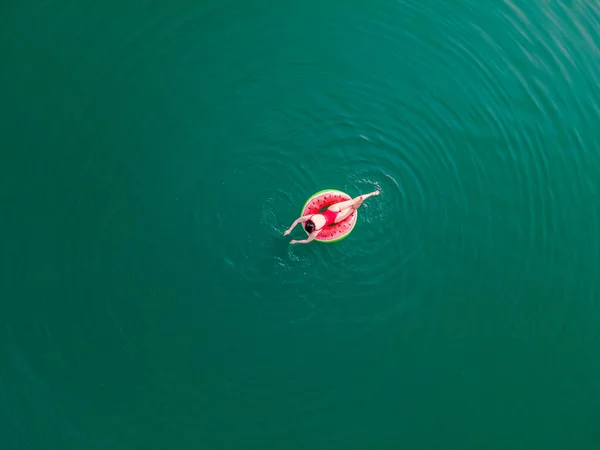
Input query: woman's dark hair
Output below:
<box><xmin>305</xmin><ymin>220</ymin><xmax>315</xmax><ymax>233</ymax></box>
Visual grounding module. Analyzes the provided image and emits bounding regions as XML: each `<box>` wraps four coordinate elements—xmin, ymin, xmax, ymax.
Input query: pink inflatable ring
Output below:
<box><xmin>301</xmin><ymin>189</ymin><xmax>358</xmax><ymax>243</ymax></box>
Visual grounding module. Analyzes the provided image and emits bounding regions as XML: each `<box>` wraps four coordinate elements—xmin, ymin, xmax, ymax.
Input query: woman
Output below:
<box><xmin>283</xmin><ymin>190</ymin><xmax>380</xmax><ymax>244</ymax></box>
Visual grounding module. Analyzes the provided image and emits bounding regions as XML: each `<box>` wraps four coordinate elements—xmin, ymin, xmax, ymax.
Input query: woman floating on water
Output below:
<box><xmin>284</xmin><ymin>190</ymin><xmax>380</xmax><ymax>244</ymax></box>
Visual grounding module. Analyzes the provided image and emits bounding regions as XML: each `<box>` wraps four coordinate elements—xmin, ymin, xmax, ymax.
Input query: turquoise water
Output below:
<box><xmin>2</xmin><ymin>0</ymin><xmax>600</xmax><ymax>448</ymax></box>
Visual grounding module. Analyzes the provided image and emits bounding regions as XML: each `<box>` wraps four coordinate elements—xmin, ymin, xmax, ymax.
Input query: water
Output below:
<box><xmin>2</xmin><ymin>0</ymin><xmax>600</xmax><ymax>448</ymax></box>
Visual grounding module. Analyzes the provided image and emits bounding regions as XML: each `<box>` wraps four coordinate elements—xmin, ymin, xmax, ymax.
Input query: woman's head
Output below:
<box><xmin>305</xmin><ymin>220</ymin><xmax>315</xmax><ymax>233</ymax></box>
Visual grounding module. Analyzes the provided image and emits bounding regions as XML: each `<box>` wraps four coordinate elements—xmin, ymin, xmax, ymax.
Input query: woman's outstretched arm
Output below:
<box><xmin>283</xmin><ymin>215</ymin><xmax>312</xmax><ymax>236</ymax></box>
<box><xmin>290</xmin><ymin>230</ymin><xmax>320</xmax><ymax>244</ymax></box>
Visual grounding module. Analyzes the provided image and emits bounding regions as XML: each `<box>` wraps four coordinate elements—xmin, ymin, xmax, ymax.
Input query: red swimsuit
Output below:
<box><xmin>311</xmin><ymin>209</ymin><xmax>340</xmax><ymax>231</ymax></box>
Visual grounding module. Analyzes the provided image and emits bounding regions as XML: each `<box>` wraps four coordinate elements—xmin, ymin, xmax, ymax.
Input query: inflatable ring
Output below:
<box><xmin>301</xmin><ymin>189</ymin><xmax>358</xmax><ymax>243</ymax></box>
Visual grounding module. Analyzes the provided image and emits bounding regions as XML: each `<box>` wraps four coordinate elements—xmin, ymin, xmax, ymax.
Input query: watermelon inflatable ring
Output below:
<box><xmin>301</xmin><ymin>189</ymin><xmax>358</xmax><ymax>243</ymax></box>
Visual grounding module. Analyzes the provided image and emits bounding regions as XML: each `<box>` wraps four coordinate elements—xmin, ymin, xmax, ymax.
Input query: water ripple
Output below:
<box><xmin>37</xmin><ymin>0</ymin><xmax>599</xmax><ymax>327</ymax></box>
<box><xmin>250</xmin><ymin>0</ymin><xmax>600</xmax><ymax>324</ymax></box>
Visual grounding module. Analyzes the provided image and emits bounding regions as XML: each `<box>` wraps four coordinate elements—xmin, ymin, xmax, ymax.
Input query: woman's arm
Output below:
<box><xmin>283</xmin><ymin>215</ymin><xmax>311</xmax><ymax>236</ymax></box>
<box><xmin>290</xmin><ymin>230</ymin><xmax>320</xmax><ymax>244</ymax></box>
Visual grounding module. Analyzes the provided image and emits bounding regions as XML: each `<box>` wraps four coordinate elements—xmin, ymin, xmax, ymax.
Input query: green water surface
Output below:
<box><xmin>1</xmin><ymin>0</ymin><xmax>600</xmax><ymax>449</ymax></box>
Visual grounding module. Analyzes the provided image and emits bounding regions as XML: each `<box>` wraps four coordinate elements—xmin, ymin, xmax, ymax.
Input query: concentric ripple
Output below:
<box><xmin>4</xmin><ymin>0</ymin><xmax>600</xmax><ymax>446</ymax></box>
<box><xmin>182</xmin><ymin>0</ymin><xmax>600</xmax><ymax>327</ymax></box>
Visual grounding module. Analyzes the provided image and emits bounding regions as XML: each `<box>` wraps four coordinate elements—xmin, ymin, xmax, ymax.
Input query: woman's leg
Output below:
<box><xmin>327</xmin><ymin>198</ymin><xmax>356</xmax><ymax>212</ymax></box>
<box><xmin>328</xmin><ymin>191</ymin><xmax>380</xmax><ymax>212</ymax></box>
<box><xmin>334</xmin><ymin>207</ymin><xmax>356</xmax><ymax>223</ymax></box>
